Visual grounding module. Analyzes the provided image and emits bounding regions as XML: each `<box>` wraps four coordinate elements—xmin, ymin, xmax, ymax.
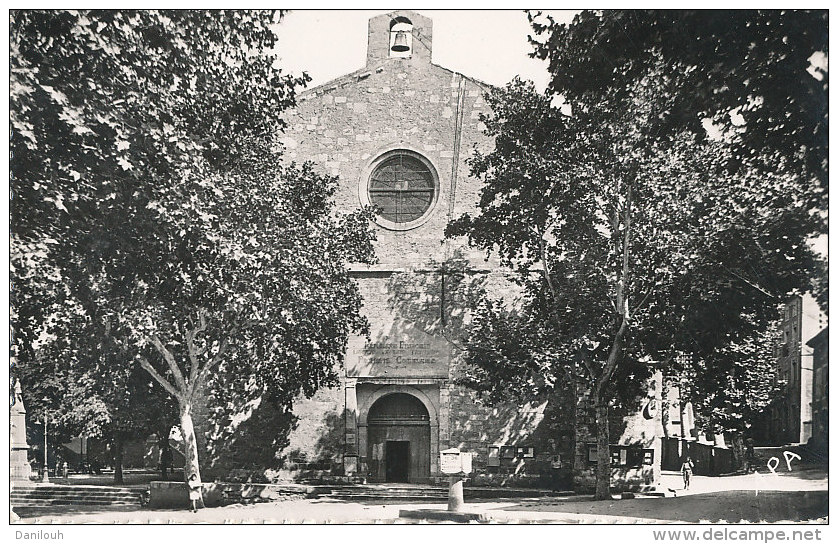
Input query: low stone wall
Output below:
<box><xmin>147</xmin><ymin>481</ymin><xmax>189</xmax><ymax>509</ymax></box>
<box><xmin>147</xmin><ymin>481</ymin><xmax>311</xmax><ymax>509</ymax></box>
<box><xmin>471</xmin><ymin>470</ymin><xmax>573</xmax><ymax>490</ymax></box>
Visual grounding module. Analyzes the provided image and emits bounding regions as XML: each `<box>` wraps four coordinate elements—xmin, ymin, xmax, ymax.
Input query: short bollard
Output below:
<box><xmin>399</xmin><ymin>449</ymin><xmax>479</xmax><ymax>522</ymax></box>
<box><xmin>448</xmin><ymin>475</ymin><xmax>465</xmax><ymax>512</ymax></box>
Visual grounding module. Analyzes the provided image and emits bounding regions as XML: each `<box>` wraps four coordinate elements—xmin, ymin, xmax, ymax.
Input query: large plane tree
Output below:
<box><xmin>11</xmin><ymin>10</ymin><xmax>376</xmax><ymax>492</ymax></box>
<box><xmin>449</xmin><ymin>9</ymin><xmax>826</xmax><ymax>499</ymax></box>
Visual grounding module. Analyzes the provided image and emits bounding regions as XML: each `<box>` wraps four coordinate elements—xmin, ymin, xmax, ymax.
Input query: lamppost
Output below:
<box><xmin>34</xmin><ymin>413</ymin><xmax>48</xmax><ymax>482</ymax></box>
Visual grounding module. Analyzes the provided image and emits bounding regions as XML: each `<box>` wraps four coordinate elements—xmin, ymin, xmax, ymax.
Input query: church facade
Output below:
<box><xmin>262</xmin><ymin>11</ymin><xmax>662</xmax><ymax>490</ymax></box>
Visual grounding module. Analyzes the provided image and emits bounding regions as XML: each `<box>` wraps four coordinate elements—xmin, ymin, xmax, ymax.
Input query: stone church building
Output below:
<box><xmin>198</xmin><ymin>11</ymin><xmax>665</xmax><ymax>491</ymax></box>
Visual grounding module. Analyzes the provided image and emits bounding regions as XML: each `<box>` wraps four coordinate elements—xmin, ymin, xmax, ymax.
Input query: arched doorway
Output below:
<box><xmin>366</xmin><ymin>393</ymin><xmax>431</xmax><ymax>483</ymax></box>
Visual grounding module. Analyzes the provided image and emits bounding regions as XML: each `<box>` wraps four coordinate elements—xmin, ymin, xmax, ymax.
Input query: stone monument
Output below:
<box><xmin>10</xmin><ymin>378</ymin><xmax>32</xmax><ymax>482</ymax></box>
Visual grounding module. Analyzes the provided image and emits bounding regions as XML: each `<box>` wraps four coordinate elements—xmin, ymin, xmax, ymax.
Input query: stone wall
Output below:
<box><xmin>191</xmin><ymin>375</ymin><xmax>345</xmax><ymax>483</ymax></box>
<box><xmin>447</xmin><ymin>383</ymin><xmax>575</xmax><ymax>489</ymax></box>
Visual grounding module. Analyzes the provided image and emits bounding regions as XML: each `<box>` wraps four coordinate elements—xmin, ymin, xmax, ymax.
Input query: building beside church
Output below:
<box><xmin>761</xmin><ymin>295</ymin><xmax>825</xmax><ymax>445</ymax></box>
<box><xmin>807</xmin><ymin>326</ymin><xmax>828</xmax><ymax>450</ymax></box>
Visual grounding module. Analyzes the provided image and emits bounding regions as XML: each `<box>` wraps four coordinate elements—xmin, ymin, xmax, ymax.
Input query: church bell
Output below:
<box><xmin>391</xmin><ymin>30</ymin><xmax>410</xmax><ymax>52</ymax></box>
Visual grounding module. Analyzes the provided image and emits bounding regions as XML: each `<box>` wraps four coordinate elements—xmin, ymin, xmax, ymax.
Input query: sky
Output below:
<box><xmin>273</xmin><ymin>10</ymin><xmax>578</xmax><ymax>92</ymax></box>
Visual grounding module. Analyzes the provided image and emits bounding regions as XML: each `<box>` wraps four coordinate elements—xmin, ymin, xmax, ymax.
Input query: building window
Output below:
<box><xmin>364</xmin><ymin>150</ymin><xmax>439</xmax><ymax>230</ymax></box>
<box><xmin>608</xmin><ymin>446</ymin><xmax>653</xmax><ymax>467</ymax></box>
<box><xmin>497</xmin><ymin>445</ymin><xmax>534</xmax><ymax>460</ymax></box>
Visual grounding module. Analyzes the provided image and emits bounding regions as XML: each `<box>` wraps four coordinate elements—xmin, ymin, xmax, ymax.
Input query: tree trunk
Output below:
<box><xmin>595</xmin><ymin>401</ymin><xmax>612</xmax><ymax>500</ymax></box>
<box><xmin>113</xmin><ymin>434</ymin><xmax>124</xmax><ymax>485</ymax></box>
<box><xmin>158</xmin><ymin>428</ymin><xmax>172</xmax><ymax>481</ymax></box>
<box><xmin>180</xmin><ymin>404</ymin><xmax>205</xmax><ymax>508</ymax></box>
<box><xmin>730</xmin><ymin>433</ymin><xmax>746</xmax><ymax>472</ymax></box>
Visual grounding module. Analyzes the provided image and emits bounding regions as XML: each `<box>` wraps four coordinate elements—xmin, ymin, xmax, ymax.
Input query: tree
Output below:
<box><xmin>527</xmin><ymin>9</ymin><xmax>829</xmax><ymax>439</ymax></box>
<box><xmin>451</xmin><ymin>10</ymin><xmax>829</xmax><ymax>498</ymax></box>
<box><xmin>448</xmin><ymin>71</ymin><xmax>823</xmax><ymax>499</ymax></box>
<box><xmin>123</xmin><ymin>158</ymin><xmax>376</xmax><ymax>490</ymax></box>
<box><xmin>15</xmin><ymin>324</ymin><xmax>179</xmax><ymax>484</ymax></box>
<box><xmin>530</xmin><ymin>9</ymin><xmax>829</xmax><ymax>210</ymax></box>
<box><xmin>10</xmin><ymin>10</ymin><xmax>306</xmax><ymax>366</ymax></box>
<box><xmin>682</xmin><ymin>318</ymin><xmax>783</xmax><ymax>437</ymax></box>
<box><xmin>10</xmin><ymin>10</ymin><xmax>377</xmax><ymax>492</ymax></box>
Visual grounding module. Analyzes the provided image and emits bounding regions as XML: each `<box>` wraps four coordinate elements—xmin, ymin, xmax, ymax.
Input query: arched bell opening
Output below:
<box><xmin>389</xmin><ymin>17</ymin><xmax>413</xmax><ymax>58</ymax></box>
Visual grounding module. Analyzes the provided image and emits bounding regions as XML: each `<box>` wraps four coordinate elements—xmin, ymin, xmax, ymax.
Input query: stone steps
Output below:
<box><xmin>309</xmin><ymin>484</ymin><xmax>567</xmax><ymax>502</ymax></box>
<box><xmin>11</xmin><ymin>484</ymin><xmax>143</xmax><ymax>508</ymax></box>
<box><xmin>323</xmin><ymin>491</ymin><xmax>449</xmax><ymax>501</ymax></box>
<box><xmin>313</xmin><ymin>485</ymin><xmax>448</xmax><ymax>501</ymax></box>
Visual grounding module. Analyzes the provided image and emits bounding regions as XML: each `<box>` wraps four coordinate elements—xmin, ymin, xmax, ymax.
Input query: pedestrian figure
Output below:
<box><xmin>187</xmin><ymin>473</ymin><xmax>202</xmax><ymax>512</ymax></box>
<box><xmin>160</xmin><ymin>445</ymin><xmax>173</xmax><ymax>481</ymax></box>
<box><xmin>681</xmin><ymin>456</ymin><xmax>694</xmax><ymax>490</ymax></box>
<box><xmin>745</xmin><ymin>437</ymin><xmax>755</xmax><ymax>473</ymax></box>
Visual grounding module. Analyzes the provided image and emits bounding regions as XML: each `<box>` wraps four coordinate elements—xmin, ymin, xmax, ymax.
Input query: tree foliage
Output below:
<box><xmin>681</xmin><ymin>318</ymin><xmax>783</xmax><ymax>436</ymax></box>
<box><xmin>531</xmin><ymin>9</ymin><xmax>829</xmax><ymax>206</ymax></box>
<box><xmin>449</xmin><ymin>25</ymin><xmax>824</xmax><ymax>496</ymax></box>
<box><xmin>10</xmin><ymin>9</ymin><xmax>377</xmax><ymax>487</ymax></box>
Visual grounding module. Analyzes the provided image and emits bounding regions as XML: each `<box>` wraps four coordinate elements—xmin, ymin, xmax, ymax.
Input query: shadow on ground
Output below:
<box><xmin>500</xmin><ymin>490</ymin><xmax>828</xmax><ymax>523</ymax></box>
<box><xmin>12</xmin><ymin>505</ymin><xmax>140</xmax><ymax>519</ymax></box>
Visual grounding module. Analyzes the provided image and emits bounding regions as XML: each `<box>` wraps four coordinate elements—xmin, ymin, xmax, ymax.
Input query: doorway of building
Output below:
<box><xmin>366</xmin><ymin>392</ymin><xmax>431</xmax><ymax>483</ymax></box>
<box><xmin>385</xmin><ymin>441</ymin><xmax>410</xmax><ymax>482</ymax></box>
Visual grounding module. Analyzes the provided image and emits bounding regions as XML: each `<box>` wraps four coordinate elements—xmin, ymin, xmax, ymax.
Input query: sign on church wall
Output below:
<box><xmin>346</xmin><ymin>329</ymin><xmax>450</xmax><ymax>378</ymax></box>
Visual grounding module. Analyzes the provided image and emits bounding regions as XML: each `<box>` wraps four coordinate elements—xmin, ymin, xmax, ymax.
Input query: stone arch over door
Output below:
<box><xmin>358</xmin><ymin>385</ymin><xmax>440</xmax><ymax>480</ymax></box>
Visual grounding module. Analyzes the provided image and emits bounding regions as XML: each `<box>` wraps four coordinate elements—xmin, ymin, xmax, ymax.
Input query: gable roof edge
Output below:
<box><xmin>294</xmin><ymin>61</ymin><xmax>497</xmax><ymax>104</ymax></box>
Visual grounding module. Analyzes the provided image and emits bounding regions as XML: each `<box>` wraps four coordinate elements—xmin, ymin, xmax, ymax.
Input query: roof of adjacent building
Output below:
<box><xmin>806</xmin><ymin>326</ymin><xmax>828</xmax><ymax>349</ymax></box>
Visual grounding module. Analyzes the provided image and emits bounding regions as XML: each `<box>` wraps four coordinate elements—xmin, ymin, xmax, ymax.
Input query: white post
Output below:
<box><xmin>42</xmin><ymin>414</ymin><xmax>49</xmax><ymax>483</ymax></box>
<box><xmin>447</xmin><ymin>475</ymin><xmax>465</xmax><ymax>512</ymax></box>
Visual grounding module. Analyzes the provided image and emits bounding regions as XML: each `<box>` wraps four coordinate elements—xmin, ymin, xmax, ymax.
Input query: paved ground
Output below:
<box><xmin>12</xmin><ymin>466</ymin><xmax>827</xmax><ymax>524</ymax></box>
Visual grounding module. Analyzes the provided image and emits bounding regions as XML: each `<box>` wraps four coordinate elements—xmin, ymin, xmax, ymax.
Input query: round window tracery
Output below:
<box><xmin>365</xmin><ymin>151</ymin><xmax>438</xmax><ymax>229</ymax></box>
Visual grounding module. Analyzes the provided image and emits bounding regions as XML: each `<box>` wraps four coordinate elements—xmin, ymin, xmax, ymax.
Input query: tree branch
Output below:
<box><xmin>595</xmin><ymin>316</ymin><xmax>630</xmax><ymax>400</ymax></box>
<box><xmin>138</xmin><ymin>356</ymin><xmax>183</xmax><ymax>401</ymax></box>
<box><xmin>149</xmin><ymin>334</ymin><xmax>188</xmax><ymax>393</ymax></box>
<box><xmin>184</xmin><ymin>310</ymin><xmax>211</xmax><ymax>395</ymax></box>
<box><xmin>192</xmin><ymin>320</ymin><xmax>250</xmax><ymax>389</ymax></box>
<box><xmin>617</xmin><ymin>183</ymin><xmax>633</xmax><ymax>312</ymax></box>
<box><xmin>723</xmin><ymin>266</ymin><xmax>777</xmax><ymax>299</ymax></box>
<box><xmin>630</xmin><ymin>288</ymin><xmax>653</xmax><ymax>317</ymax></box>
<box><xmin>184</xmin><ymin>328</ymin><xmax>202</xmax><ymax>395</ymax></box>
<box><xmin>579</xmin><ymin>347</ymin><xmax>599</xmax><ymax>380</ymax></box>
<box><xmin>538</xmin><ymin>232</ymin><xmax>559</xmax><ymax>302</ymax></box>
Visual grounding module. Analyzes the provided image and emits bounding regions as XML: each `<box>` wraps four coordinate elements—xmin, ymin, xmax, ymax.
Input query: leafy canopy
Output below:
<box><xmin>10</xmin><ymin>10</ymin><xmax>377</xmax><ymax>467</ymax></box>
<box><xmin>449</xmin><ymin>71</ymin><xmax>822</xmax><ymax>414</ymax></box>
<box><xmin>530</xmin><ymin>9</ymin><xmax>829</xmax><ymax>205</ymax></box>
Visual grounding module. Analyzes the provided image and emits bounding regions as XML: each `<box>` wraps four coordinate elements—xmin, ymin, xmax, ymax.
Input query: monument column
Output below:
<box><xmin>10</xmin><ymin>378</ymin><xmax>32</xmax><ymax>482</ymax></box>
